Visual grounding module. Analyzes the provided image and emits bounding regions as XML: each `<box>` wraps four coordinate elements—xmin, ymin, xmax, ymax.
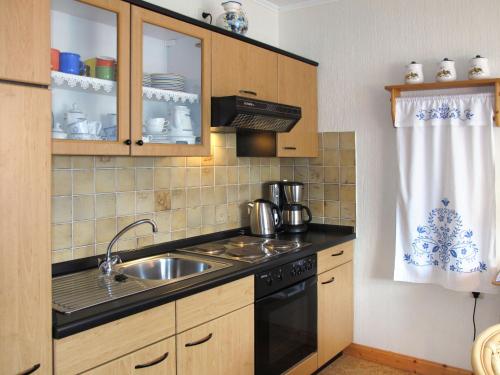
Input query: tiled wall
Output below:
<box><xmin>279</xmin><ymin>132</ymin><xmax>356</xmax><ymax>226</ymax></box>
<box><xmin>51</xmin><ymin>132</ymin><xmax>355</xmax><ymax>263</ymax></box>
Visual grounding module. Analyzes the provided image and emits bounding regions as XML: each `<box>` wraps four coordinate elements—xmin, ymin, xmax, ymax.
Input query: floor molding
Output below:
<box><xmin>344</xmin><ymin>343</ymin><xmax>472</xmax><ymax>375</ymax></box>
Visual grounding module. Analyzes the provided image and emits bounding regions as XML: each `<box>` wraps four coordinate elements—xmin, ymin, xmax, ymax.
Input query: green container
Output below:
<box><xmin>96</xmin><ymin>66</ymin><xmax>115</xmax><ymax>81</ymax></box>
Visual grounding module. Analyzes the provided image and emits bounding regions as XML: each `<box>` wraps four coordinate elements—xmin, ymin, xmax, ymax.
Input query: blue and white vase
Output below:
<box><xmin>216</xmin><ymin>1</ymin><xmax>248</xmax><ymax>35</ymax></box>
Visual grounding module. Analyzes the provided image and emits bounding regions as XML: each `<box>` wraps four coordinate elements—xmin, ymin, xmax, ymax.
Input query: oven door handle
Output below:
<box><xmin>261</xmin><ymin>276</ymin><xmax>317</xmax><ymax>301</ymax></box>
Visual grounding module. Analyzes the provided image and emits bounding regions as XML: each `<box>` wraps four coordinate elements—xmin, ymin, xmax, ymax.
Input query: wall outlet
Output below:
<box><xmin>472</xmin><ymin>291</ymin><xmax>482</xmax><ymax>299</ymax></box>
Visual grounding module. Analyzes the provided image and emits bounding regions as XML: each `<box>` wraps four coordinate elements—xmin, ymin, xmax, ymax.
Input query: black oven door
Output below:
<box><xmin>255</xmin><ymin>275</ymin><xmax>317</xmax><ymax>375</ymax></box>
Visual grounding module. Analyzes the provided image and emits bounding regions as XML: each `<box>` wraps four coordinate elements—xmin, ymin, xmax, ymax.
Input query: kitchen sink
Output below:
<box><xmin>116</xmin><ymin>255</ymin><xmax>213</xmax><ymax>281</ymax></box>
<box><xmin>52</xmin><ymin>253</ymin><xmax>231</xmax><ymax>314</ymax></box>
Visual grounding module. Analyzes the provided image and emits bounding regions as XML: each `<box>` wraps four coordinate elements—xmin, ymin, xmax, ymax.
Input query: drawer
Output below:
<box><xmin>176</xmin><ymin>276</ymin><xmax>254</xmax><ymax>333</ymax></box>
<box><xmin>83</xmin><ymin>336</ymin><xmax>176</xmax><ymax>375</ymax></box>
<box><xmin>317</xmin><ymin>241</ymin><xmax>354</xmax><ymax>274</ymax></box>
<box><xmin>54</xmin><ymin>302</ymin><xmax>175</xmax><ymax>374</ymax></box>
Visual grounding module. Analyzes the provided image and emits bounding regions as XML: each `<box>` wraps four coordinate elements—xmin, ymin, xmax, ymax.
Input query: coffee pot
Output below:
<box><xmin>248</xmin><ymin>199</ymin><xmax>282</xmax><ymax>237</ymax></box>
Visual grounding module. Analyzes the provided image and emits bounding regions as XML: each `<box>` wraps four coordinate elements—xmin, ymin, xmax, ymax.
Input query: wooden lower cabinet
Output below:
<box><xmin>0</xmin><ymin>84</ymin><xmax>52</xmax><ymax>374</ymax></box>
<box><xmin>177</xmin><ymin>304</ymin><xmax>254</xmax><ymax>375</ymax></box>
<box><xmin>317</xmin><ymin>261</ymin><xmax>354</xmax><ymax>367</ymax></box>
<box><xmin>84</xmin><ymin>337</ymin><xmax>175</xmax><ymax>375</ymax></box>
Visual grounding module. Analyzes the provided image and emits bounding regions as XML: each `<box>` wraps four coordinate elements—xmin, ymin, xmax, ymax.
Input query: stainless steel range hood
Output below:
<box><xmin>211</xmin><ymin>96</ymin><xmax>301</xmax><ymax>132</ymax></box>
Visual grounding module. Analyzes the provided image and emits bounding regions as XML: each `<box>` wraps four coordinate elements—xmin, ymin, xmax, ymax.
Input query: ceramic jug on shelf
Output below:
<box><xmin>469</xmin><ymin>55</ymin><xmax>490</xmax><ymax>79</ymax></box>
<box><xmin>64</xmin><ymin>103</ymin><xmax>86</xmax><ymax>126</ymax></box>
<box><xmin>171</xmin><ymin>106</ymin><xmax>193</xmax><ymax>135</ymax></box>
<box><xmin>405</xmin><ymin>61</ymin><xmax>424</xmax><ymax>84</ymax></box>
<box><xmin>436</xmin><ymin>58</ymin><xmax>456</xmax><ymax>82</ymax></box>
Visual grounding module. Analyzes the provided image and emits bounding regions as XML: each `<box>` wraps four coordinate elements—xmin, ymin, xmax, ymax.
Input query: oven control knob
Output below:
<box><xmin>276</xmin><ymin>270</ymin><xmax>283</xmax><ymax>280</ymax></box>
<box><xmin>265</xmin><ymin>274</ymin><xmax>273</xmax><ymax>286</ymax></box>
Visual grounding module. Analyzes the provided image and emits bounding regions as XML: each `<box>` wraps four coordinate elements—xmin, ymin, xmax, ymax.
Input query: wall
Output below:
<box><xmin>51</xmin><ymin>132</ymin><xmax>357</xmax><ymax>261</ymax></box>
<box><xmin>279</xmin><ymin>0</ymin><xmax>500</xmax><ymax>370</ymax></box>
<box><xmin>144</xmin><ymin>0</ymin><xmax>279</xmax><ymax>46</ymax></box>
<box><xmin>51</xmin><ymin>133</ymin><xmax>280</xmax><ymax>262</ymax></box>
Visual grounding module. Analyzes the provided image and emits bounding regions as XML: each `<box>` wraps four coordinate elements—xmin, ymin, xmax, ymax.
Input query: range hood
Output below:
<box><xmin>211</xmin><ymin>96</ymin><xmax>301</xmax><ymax>132</ymax></box>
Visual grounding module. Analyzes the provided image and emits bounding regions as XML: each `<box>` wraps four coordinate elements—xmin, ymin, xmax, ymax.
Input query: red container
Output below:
<box><xmin>96</xmin><ymin>56</ymin><xmax>116</xmax><ymax>67</ymax></box>
<box><xmin>51</xmin><ymin>48</ymin><xmax>60</xmax><ymax>71</ymax></box>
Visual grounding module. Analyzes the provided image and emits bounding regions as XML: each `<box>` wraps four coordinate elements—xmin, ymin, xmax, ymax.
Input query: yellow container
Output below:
<box><xmin>84</xmin><ymin>58</ymin><xmax>97</xmax><ymax>77</ymax></box>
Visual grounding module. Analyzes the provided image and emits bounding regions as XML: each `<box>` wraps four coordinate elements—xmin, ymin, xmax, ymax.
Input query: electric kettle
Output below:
<box><xmin>248</xmin><ymin>199</ymin><xmax>282</xmax><ymax>237</ymax></box>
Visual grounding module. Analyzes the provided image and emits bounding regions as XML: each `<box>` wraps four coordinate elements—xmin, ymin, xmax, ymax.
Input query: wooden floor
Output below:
<box><xmin>319</xmin><ymin>355</ymin><xmax>411</xmax><ymax>374</ymax></box>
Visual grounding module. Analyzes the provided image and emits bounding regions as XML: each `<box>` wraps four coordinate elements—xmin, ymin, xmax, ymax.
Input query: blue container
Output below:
<box><xmin>60</xmin><ymin>52</ymin><xmax>83</xmax><ymax>75</ymax></box>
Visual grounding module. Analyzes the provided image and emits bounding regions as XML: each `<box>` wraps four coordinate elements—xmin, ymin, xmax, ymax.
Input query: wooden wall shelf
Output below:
<box><xmin>384</xmin><ymin>78</ymin><xmax>500</xmax><ymax>126</ymax></box>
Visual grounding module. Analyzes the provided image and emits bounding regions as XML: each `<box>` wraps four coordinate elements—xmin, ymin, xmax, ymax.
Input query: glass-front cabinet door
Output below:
<box><xmin>50</xmin><ymin>0</ymin><xmax>130</xmax><ymax>155</ymax></box>
<box><xmin>130</xmin><ymin>6</ymin><xmax>211</xmax><ymax>156</ymax></box>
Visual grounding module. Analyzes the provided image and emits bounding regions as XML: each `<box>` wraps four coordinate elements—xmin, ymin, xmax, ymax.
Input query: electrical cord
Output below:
<box><xmin>472</xmin><ymin>291</ymin><xmax>480</xmax><ymax>341</ymax></box>
<box><xmin>202</xmin><ymin>12</ymin><xmax>213</xmax><ymax>25</ymax></box>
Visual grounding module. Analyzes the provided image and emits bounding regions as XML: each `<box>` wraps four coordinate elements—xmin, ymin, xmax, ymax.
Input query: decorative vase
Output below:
<box><xmin>469</xmin><ymin>55</ymin><xmax>490</xmax><ymax>79</ymax></box>
<box><xmin>405</xmin><ymin>61</ymin><xmax>424</xmax><ymax>84</ymax></box>
<box><xmin>436</xmin><ymin>58</ymin><xmax>456</xmax><ymax>82</ymax></box>
<box><xmin>216</xmin><ymin>1</ymin><xmax>248</xmax><ymax>35</ymax></box>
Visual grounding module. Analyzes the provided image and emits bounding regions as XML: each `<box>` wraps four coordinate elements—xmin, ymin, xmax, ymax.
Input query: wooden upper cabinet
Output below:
<box><xmin>317</xmin><ymin>261</ymin><xmax>353</xmax><ymax>367</ymax></box>
<box><xmin>51</xmin><ymin>0</ymin><xmax>131</xmax><ymax>155</ymax></box>
<box><xmin>0</xmin><ymin>84</ymin><xmax>52</xmax><ymax>374</ymax></box>
<box><xmin>131</xmin><ymin>6</ymin><xmax>212</xmax><ymax>156</ymax></box>
<box><xmin>0</xmin><ymin>0</ymin><xmax>50</xmax><ymax>85</ymax></box>
<box><xmin>277</xmin><ymin>55</ymin><xmax>318</xmax><ymax>157</ymax></box>
<box><xmin>212</xmin><ymin>33</ymin><xmax>277</xmax><ymax>102</ymax></box>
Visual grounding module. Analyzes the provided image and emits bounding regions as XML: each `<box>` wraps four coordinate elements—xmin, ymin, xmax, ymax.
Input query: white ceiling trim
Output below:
<box><xmin>252</xmin><ymin>0</ymin><xmax>280</xmax><ymax>12</ymax></box>
<box><xmin>278</xmin><ymin>0</ymin><xmax>338</xmax><ymax>12</ymax></box>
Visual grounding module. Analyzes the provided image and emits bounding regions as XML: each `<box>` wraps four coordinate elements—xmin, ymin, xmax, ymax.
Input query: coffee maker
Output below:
<box><xmin>282</xmin><ymin>181</ymin><xmax>312</xmax><ymax>233</ymax></box>
<box><xmin>263</xmin><ymin>181</ymin><xmax>312</xmax><ymax>233</ymax></box>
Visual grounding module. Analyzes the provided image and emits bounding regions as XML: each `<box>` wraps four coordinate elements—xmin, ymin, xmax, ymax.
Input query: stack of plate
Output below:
<box><xmin>151</xmin><ymin>73</ymin><xmax>185</xmax><ymax>91</ymax></box>
<box><xmin>143</xmin><ymin>73</ymin><xmax>152</xmax><ymax>87</ymax></box>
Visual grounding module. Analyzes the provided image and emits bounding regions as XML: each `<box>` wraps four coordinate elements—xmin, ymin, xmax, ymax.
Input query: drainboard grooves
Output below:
<box><xmin>52</xmin><ymin>270</ymin><xmax>150</xmax><ymax>314</ymax></box>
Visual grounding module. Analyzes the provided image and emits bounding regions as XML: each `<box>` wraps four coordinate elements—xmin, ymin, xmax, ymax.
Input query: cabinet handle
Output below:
<box><xmin>134</xmin><ymin>352</ymin><xmax>169</xmax><ymax>369</ymax></box>
<box><xmin>19</xmin><ymin>364</ymin><xmax>40</xmax><ymax>375</ymax></box>
<box><xmin>331</xmin><ymin>250</ymin><xmax>344</xmax><ymax>257</ymax></box>
<box><xmin>136</xmin><ymin>140</ymin><xmax>144</xmax><ymax>146</ymax></box>
<box><xmin>321</xmin><ymin>277</ymin><xmax>335</xmax><ymax>285</ymax></box>
<box><xmin>283</xmin><ymin>146</ymin><xmax>297</xmax><ymax>150</ymax></box>
<box><xmin>185</xmin><ymin>333</ymin><xmax>213</xmax><ymax>347</ymax></box>
<box><xmin>124</xmin><ymin>139</ymin><xmax>131</xmax><ymax>145</ymax></box>
<box><xmin>239</xmin><ymin>89</ymin><xmax>257</xmax><ymax>96</ymax></box>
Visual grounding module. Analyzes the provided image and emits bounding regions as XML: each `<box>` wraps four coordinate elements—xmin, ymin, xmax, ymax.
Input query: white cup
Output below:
<box><xmin>144</xmin><ymin>118</ymin><xmax>168</xmax><ymax>133</ymax></box>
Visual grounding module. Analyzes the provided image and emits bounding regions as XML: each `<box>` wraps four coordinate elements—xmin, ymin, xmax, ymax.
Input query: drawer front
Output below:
<box><xmin>177</xmin><ymin>305</ymin><xmax>254</xmax><ymax>375</ymax></box>
<box><xmin>176</xmin><ymin>276</ymin><xmax>254</xmax><ymax>333</ymax></box>
<box><xmin>84</xmin><ymin>337</ymin><xmax>175</xmax><ymax>375</ymax></box>
<box><xmin>317</xmin><ymin>241</ymin><xmax>354</xmax><ymax>274</ymax></box>
<box><xmin>54</xmin><ymin>303</ymin><xmax>175</xmax><ymax>374</ymax></box>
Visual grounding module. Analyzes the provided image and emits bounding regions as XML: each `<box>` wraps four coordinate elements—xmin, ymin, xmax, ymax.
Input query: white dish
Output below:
<box><xmin>52</xmin><ymin>132</ymin><xmax>68</xmax><ymax>139</ymax></box>
<box><xmin>68</xmin><ymin>133</ymin><xmax>102</xmax><ymax>140</ymax></box>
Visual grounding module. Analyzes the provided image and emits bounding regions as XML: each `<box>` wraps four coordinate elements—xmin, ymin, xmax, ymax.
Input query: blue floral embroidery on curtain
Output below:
<box><xmin>404</xmin><ymin>198</ymin><xmax>487</xmax><ymax>273</ymax></box>
<box><xmin>415</xmin><ymin>104</ymin><xmax>474</xmax><ymax>121</ymax></box>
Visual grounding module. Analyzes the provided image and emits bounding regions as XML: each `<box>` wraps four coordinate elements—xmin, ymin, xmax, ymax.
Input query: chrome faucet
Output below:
<box><xmin>99</xmin><ymin>219</ymin><xmax>158</xmax><ymax>275</ymax></box>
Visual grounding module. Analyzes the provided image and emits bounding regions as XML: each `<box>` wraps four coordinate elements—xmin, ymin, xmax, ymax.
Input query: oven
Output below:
<box><xmin>254</xmin><ymin>254</ymin><xmax>317</xmax><ymax>374</ymax></box>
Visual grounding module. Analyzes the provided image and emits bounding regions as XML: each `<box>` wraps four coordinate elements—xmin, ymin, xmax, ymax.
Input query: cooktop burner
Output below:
<box><xmin>179</xmin><ymin>235</ymin><xmax>311</xmax><ymax>263</ymax></box>
<box><xmin>263</xmin><ymin>239</ymin><xmax>300</xmax><ymax>252</ymax></box>
<box><xmin>225</xmin><ymin>245</ymin><xmax>267</xmax><ymax>260</ymax></box>
<box><xmin>228</xmin><ymin>236</ymin><xmax>266</xmax><ymax>247</ymax></box>
<box><xmin>189</xmin><ymin>243</ymin><xmax>227</xmax><ymax>255</ymax></box>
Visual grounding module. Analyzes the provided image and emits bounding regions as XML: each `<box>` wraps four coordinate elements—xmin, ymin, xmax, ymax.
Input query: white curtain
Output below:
<box><xmin>394</xmin><ymin>93</ymin><xmax>498</xmax><ymax>293</ymax></box>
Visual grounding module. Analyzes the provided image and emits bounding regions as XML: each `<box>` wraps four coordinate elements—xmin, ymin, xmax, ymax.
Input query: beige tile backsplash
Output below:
<box><xmin>279</xmin><ymin>132</ymin><xmax>356</xmax><ymax>226</ymax></box>
<box><xmin>51</xmin><ymin>132</ymin><xmax>356</xmax><ymax>263</ymax></box>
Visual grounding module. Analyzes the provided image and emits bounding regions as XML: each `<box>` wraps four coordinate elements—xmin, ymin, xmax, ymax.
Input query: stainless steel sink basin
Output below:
<box><xmin>53</xmin><ymin>253</ymin><xmax>231</xmax><ymax>314</ymax></box>
<box><xmin>118</xmin><ymin>257</ymin><xmax>211</xmax><ymax>280</ymax></box>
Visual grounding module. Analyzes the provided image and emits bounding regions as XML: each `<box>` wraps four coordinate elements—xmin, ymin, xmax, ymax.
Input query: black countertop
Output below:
<box><xmin>52</xmin><ymin>224</ymin><xmax>355</xmax><ymax>339</ymax></box>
